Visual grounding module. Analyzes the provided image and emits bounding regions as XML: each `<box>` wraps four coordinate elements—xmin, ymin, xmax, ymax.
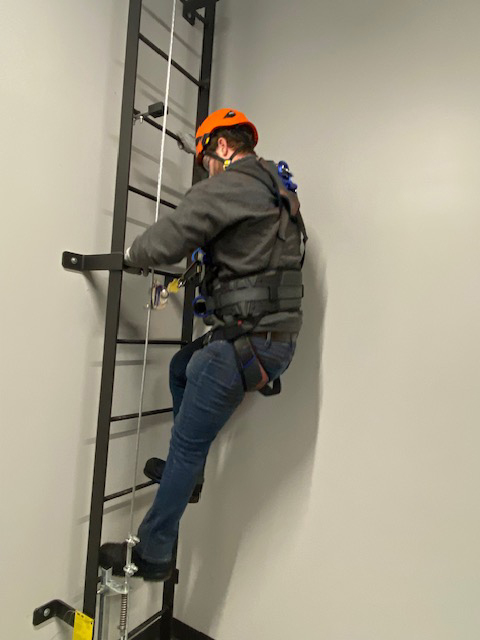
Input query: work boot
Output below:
<box><xmin>143</xmin><ymin>458</ymin><xmax>203</xmax><ymax>503</ymax></box>
<box><xmin>99</xmin><ymin>542</ymin><xmax>173</xmax><ymax>582</ymax></box>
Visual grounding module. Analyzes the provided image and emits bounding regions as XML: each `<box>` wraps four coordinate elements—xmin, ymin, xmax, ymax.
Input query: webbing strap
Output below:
<box><xmin>216</xmin><ymin>285</ymin><xmax>303</xmax><ymax>307</ymax></box>
<box><xmin>232</xmin><ymin>335</ymin><xmax>282</xmax><ymax>396</ymax></box>
<box><xmin>230</xmin><ymin>158</ymin><xmax>307</xmax><ymax>269</ymax></box>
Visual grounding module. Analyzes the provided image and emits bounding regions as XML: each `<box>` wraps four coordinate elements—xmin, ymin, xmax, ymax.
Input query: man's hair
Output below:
<box><xmin>207</xmin><ymin>124</ymin><xmax>256</xmax><ymax>155</ymax></box>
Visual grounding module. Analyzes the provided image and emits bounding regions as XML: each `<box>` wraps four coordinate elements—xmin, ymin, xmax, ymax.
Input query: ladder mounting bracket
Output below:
<box><xmin>32</xmin><ymin>599</ymin><xmax>76</xmax><ymax>628</ymax></box>
<box><xmin>182</xmin><ymin>0</ymin><xmax>217</xmax><ymax>25</ymax></box>
<box><xmin>62</xmin><ymin>251</ymin><xmax>124</xmax><ymax>272</ymax></box>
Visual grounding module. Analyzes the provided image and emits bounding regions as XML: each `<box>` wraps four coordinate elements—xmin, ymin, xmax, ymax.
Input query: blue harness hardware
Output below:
<box><xmin>277</xmin><ymin>160</ymin><xmax>298</xmax><ymax>193</ymax></box>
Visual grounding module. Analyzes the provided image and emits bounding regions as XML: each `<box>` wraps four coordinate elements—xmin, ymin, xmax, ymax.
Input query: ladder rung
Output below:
<box><xmin>152</xmin><ymin>268</ymin><xmax>182</xmax><ymax>278</ymax></box>
<box><xmin>139</xmin><ymin>33</ymin><xmax>202</xmax><ymax>87</ymax></box>
<box><xmin>117</xmin><ymin>339</ymin><xmax>186</xmax><ymax>345</ymax></box>
<box><xmin>104</xmin><ymin>480</ymin><xmax>155</xmax><ymax>503</ymax></box>
<box><xmin>133</xmin><ymin>108</ymin><xmax>183</xmax><ymax>144</ymax></box>
<box><xmin>128</xmin><ymin>185</ymin><xmax>177</xmax><ymax>209</ymax></box>
<box><xmin>110</xmin><ymin>407</ymin><xmax>173</xmax><ymax>422</ymax></box>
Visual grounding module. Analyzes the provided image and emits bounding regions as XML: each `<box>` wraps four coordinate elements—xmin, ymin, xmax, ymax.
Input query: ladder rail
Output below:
<box><xmin>82</xmin><ymin>0</ymin><xmax>143</xmax><ymax>619</ymax></box>
<box><xmin>33</xmin><ymin>2</ymin><xmax>220</xmax><ymax>638</ymax></box>
<box><xmin>85</xmin><ymin>0</ymin><xmax>219</xmax><ymax>634</ymax></box>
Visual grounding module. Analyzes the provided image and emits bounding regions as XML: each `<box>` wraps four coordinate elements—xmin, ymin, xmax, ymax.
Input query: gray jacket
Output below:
<box><xmin>129</xmin><ymin>155</ymin><xmax>304</xmax><ymax>332</ymax></box>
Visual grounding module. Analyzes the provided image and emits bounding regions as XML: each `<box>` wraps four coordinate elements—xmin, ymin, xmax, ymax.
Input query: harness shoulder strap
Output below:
<box><xmin>230</xmin><ymin>158</ymin><xmax>308</xmax><ymax>268</ymax></box>
<box><xmin>259</xmin><ymin>160</ymin><xmax>309</xmax><ymax>267</ymax></box>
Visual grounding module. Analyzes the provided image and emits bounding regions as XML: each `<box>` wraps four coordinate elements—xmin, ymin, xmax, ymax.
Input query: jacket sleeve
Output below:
<box><xmin>128</xmin><ymin>178</ymin><xmax>238</xmax><ymax>268</ymax></box>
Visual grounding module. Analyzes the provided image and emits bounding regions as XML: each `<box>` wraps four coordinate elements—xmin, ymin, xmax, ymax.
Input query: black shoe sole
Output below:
<box><xmin>99</xmin><ymin>542</ymin><xmax>174</xmax><ymax>582</ymax></box>
<box><xmin>139</xmin><ymin>568</ymin><xmax>174</xmax><ymax>582</ymax></box>
<box><xmin>107</xmin><ymin>567</ymin><xmax>173</xmax><ymax>582</ymax></box>
<box><xmin>104</xmin><ymin>564</ymin><xmax>173</xmax><ymax>582</ymax></box>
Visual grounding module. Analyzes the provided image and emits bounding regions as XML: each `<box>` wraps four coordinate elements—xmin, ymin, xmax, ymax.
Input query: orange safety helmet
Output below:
<box><xmin>195</xmin><ymin>108</ymin><xmax>258</xmax><ymax>165</ymax></box>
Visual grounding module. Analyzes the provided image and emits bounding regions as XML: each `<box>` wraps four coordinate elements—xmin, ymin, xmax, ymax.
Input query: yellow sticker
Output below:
<box><xmin>167</xmin><ymin>279</ymin><xmax>180</xmax><ymax>294</ymax></box>
<box><xmin>73</xmin><ymin>611</ymin><xmax>94</xmax><ymax>640</ymax></box>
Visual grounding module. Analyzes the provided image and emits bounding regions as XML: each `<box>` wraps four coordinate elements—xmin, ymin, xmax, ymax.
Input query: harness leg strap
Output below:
<box><xmin>232</xmin><ymin>335</ymin><xmax>281</xmax><ymax>396</ymax></box>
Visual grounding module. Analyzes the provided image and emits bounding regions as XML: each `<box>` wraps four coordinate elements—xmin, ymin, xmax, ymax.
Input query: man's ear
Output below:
<box><xmin>217</xmin><ymin>136</ymin><xmax>228</xmax><ymax>157</ymax></box>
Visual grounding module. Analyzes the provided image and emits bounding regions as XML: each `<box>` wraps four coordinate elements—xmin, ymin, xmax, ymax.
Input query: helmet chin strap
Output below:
<box><xmin>205</xmin><ymin>147</ymin><xmax>243</xmax><ymax>170</ymax></box>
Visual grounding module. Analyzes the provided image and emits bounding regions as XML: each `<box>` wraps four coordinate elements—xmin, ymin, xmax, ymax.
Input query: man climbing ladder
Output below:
<box><xmin>99</xmin><ymin>108</ymin><xmax>307</xmax><ymax>580</ymax></box>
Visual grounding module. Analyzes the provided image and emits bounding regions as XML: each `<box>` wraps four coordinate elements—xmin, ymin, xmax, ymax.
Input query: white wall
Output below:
<box><xmin>3</xmin><ymin>2</ymin><xmax>480</xmax><ymax>639</ymax></box>
<box><xmin>1</xmin><ymin>1</ymin><xmax>202</xmax><ymax>637</ymax></box>
<box><xmin>174</xmin><ymin>1</ymin><xmax>480</xmax><ymax>639</ymax></box>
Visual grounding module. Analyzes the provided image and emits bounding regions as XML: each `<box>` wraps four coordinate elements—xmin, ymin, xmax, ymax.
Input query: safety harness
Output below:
<box><xmin>201</xmin><ymin>157</ymin><xmax>308</xmax><ymax>396</ymax></box>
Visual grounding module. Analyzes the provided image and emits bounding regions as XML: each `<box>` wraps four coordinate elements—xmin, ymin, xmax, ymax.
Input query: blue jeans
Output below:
<box><xmin>136</xmin><ymin>333</ymin><xmax>296</xmax><ymax>564</ymax></box>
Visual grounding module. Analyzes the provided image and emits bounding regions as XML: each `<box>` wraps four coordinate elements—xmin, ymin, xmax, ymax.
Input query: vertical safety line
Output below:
<box><xmin>119</xmin><ymin>6</ymin><xmax>178</xmax><ymax>638</ymax></box>
<box><xmin>126</xmin><ymin>0</ymin><xmax>177</xmax><ymax>546</ymax></box>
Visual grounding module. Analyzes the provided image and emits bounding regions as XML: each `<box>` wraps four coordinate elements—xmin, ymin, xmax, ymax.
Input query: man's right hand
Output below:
<box><xmin>123</xmin><ymin>247</ymin><xmax>149</xmax><ymax>276</ymax></box>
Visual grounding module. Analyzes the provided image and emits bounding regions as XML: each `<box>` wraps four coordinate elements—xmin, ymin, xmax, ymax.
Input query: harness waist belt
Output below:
<box><xmin>214</xmin><ymin>285</ymin><xmax>303</xmax><ymax>307</ymax></box>
<box><xmin>208</xmin><ymin>269</ymin><xmax>304</xmax><ymax>318</ymax></box>
<box><xmin>210</xmin><ymin>329</ymin><xmax>296</xmax><ymax>343</ymax></box>
<box><xmin>252</xmin><ymin>331</ymin><xmax>297</xmax><ymax>342</ymax></box>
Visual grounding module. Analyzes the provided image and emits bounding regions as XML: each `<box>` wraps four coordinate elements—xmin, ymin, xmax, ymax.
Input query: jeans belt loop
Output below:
<box><xmin>266</xmin><ymin>331</ymin><xmax>272</xmax><ymax>348</ymax></box>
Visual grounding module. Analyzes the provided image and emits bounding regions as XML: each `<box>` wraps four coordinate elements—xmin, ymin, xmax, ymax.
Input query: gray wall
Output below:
<box><xmin>1</xmin><ymin>1</ymin><xmax>202</xmax><ymax>637</ymax></box>
<box><xmin>2</xmin><ymin>1</ymin><xmax>480</xmax><ymax>639</ymax></box>
<box><xmin>175</xmin><ymin>1</ymin><xmax>480</xmax><ymax>639</ymax></box>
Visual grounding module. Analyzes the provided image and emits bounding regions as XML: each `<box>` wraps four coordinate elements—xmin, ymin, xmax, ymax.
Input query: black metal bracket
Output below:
<box><xmin>183</xmin><ymin>0</ymin><xmax>217</xmax><ymax>25</ymax></box>
<box><xmin>62</xmin><ymin>251</ymin><xmax>179</xmax><ymax>287</ymax></box>
<box><xmin>173</xmin><ymin>619</ymin><xmax>216</xmax><ymax>640</ymax></box>
<box><xmin>129</xmin><ymin>608</ymin><xmax>167</xmax><ymax>640</ymax></box>
<box><xmin>62</xmin><ymin>251</ymin><xmax>124</xmax><ymax>272</ymax></box>
<box><xmin>134</xmin><ymin>102</ymin><xmax>168</xmax><ymax>122</ymax></box>
<box><xmin>32</xmin><ymin>599</ymin><xmax>76</xmax><ymax>628</ymax></box>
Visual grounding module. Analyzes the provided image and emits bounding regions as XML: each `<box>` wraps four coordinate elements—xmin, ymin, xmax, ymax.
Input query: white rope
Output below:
<box><xmin>128</xmin><ymin>0</ymin><xmax>177</xmax><ymax>534</ymax></box>
<box><xmin>119</xmin><ymin>6</ymin><xmax>177</xmax><ymax>634</ymax></box>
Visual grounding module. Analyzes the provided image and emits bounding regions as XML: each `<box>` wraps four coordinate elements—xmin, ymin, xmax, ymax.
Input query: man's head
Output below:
<box><xmin>202</xmin><ymin>124</ymin><xmax>257</xmax><ymax>176</ymax></box>
<box><xmin>195</xmin><ymin>109</ymin><xmax>258</xmax><ymax>175</ymax></box>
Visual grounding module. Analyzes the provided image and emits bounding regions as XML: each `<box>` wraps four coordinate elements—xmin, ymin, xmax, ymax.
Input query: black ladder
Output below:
<box><xmin>33</xmin><ymin>1</ymin><xmax>219</xmax><ymax>639</ymax></box>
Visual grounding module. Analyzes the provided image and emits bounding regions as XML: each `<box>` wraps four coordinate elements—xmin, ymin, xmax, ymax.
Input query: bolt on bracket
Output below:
<box><xmin>62</xmin><ymin>251</ymin><xmax>124</xmax><ymax>272</ymax></box>
<box><xmin>97</xmin><ymin>567</ymin><xmax>130</xmax><ymax>597</ymax></box>
<box><xmin>32</xmin><ymin>599</ymin><xmax>76</xmax><ymax>628</ymax></box>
